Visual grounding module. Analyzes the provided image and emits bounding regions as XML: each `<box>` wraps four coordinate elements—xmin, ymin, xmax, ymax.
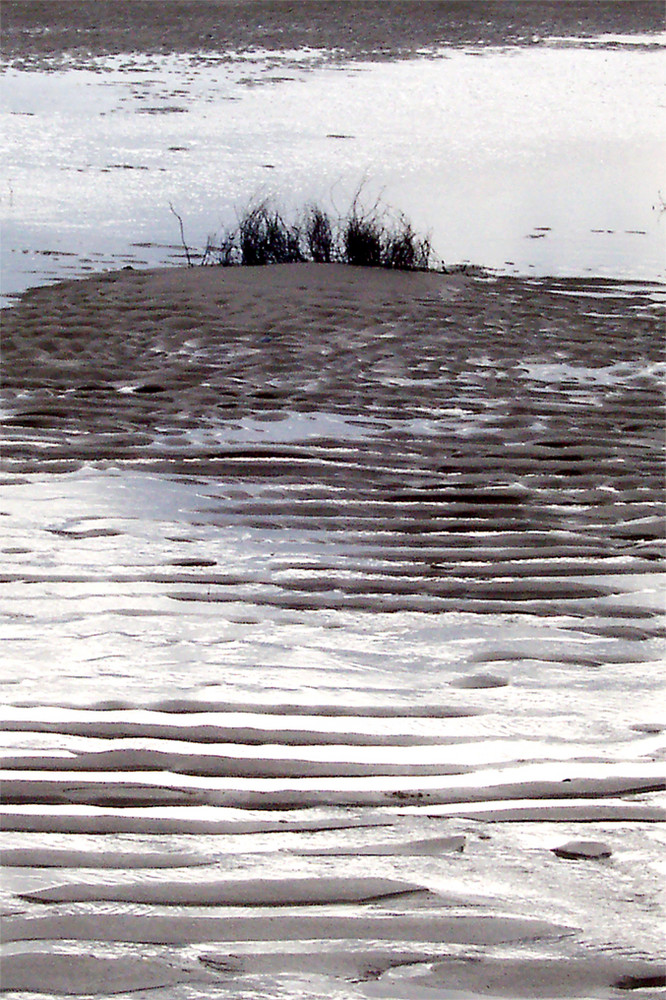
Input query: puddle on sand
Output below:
<box><xmin>159</xmin><ymin>412</ymin><xmax>385</xmax><ymax>449</ymax></box>
<box><xmin>518</xmin><ymin>360</ymin><xmax>666</xmax><ymax>386</ymax></box>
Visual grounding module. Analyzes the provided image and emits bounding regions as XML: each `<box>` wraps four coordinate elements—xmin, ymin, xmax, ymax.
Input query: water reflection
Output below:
<box><xmin>1</xmin><ymin>40</ymin><xmax>664</xmax><ymax>302</ymax></box>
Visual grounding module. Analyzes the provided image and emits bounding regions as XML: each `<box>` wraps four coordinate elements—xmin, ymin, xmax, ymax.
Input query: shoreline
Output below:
<box><xmin>3</xmin><ymin>256</ymin><xmax>664</xmax><ymax>315</ymax></box>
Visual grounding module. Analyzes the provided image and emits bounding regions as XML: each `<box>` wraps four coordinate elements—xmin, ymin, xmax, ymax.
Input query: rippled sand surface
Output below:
<box><xmin>1</xmin><ymin>263</ymin><xmax>665</xmax><ymax>998</ymax></box>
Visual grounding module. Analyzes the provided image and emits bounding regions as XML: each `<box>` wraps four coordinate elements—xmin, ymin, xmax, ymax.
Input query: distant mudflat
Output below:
<box><xmin>4</xmin><ymin>0</ymin><xmax>663</xmax><ymax>70</ymax></box>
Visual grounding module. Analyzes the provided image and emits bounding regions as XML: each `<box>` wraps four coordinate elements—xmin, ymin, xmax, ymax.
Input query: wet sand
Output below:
<box><xmin>1</xmin><ymin>262</ymin><xmax>665</xmax><ymax>997</ymax></box>
<box><xmin>2</xmin><ymin>261</ymin><xmax>664</xmax><ymax>483</ymax></box>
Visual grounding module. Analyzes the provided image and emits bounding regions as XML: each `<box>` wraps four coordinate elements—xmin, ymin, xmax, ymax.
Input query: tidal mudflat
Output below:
<box><xmin>1</xmin><ymin>2</ymin><xmax>665</xmax><ymax>998</ymax></box>
<box><xmin>1</xmin><ymin>261</ymin><xmax>665</xmax><ymax>998</ymax></box>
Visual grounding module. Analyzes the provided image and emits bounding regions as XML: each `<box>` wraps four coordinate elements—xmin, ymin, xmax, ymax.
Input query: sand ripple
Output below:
<box><xmin>1</xmin><ymin>264</ymin><xmax>664</xmax><ymax>996</ymax></box>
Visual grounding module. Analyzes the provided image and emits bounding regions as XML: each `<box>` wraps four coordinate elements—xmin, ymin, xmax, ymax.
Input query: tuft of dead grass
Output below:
<box><xmin>201</xmin><ymin>196</ymin><xmax>436</xmax><ymax>271</ymax></box>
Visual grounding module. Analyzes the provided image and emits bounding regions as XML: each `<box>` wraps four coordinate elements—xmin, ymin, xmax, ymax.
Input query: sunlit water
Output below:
<box><xmin>1</xmin><ymin>36</ymin><xmax>665</xmax><ymax>305</ymax></box>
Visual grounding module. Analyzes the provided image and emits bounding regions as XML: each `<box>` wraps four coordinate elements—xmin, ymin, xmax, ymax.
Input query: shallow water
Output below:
<box><xmin>2</xmin><ymin>35</ymin><xmax>665</xmax><ymax>304</ymax></box>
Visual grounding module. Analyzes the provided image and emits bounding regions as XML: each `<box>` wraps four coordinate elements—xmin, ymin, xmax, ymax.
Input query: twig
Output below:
<box><xmin>169</xmin><ymin>202</ymin><xmax>193</xmax><ymax>267</ymax></box>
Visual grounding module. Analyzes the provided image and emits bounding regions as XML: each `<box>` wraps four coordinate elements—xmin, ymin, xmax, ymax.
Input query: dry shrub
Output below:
<box><xmin>203</xmin><ymin>196</ymin><xmax>435</xmax><ymax>271</ymax></box>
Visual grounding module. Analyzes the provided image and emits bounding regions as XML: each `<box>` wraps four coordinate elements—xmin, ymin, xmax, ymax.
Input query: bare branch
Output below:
<box><xmin>169</xmin><ymin>202</ymin><xmax>193</xmax><ymax>267</ymax></box>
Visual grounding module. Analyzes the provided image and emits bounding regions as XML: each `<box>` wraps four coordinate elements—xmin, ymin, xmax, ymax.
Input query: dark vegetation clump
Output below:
<box><xmin>198</xmin><ymin>196</ymin><xmax>436</xmax><ymax>271</ymax></box>
<box><xmin>238</xmin><ymin>204</ymin><xmax>303</xmax><ymax>266</ymax></box>
<box><xmin>342</xmin><ymin>211</ymin><xmax>384</xmax><ymax>267</ymax></box>
<box><xmin>304</xmin><ymin>205</ymin><xmax>335</xmax><ymax>264</ymax></box>
<box><xmin>383</xmin><ymin>216</ymin><xmax>432</xmax><ymax>271</ymax></box>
